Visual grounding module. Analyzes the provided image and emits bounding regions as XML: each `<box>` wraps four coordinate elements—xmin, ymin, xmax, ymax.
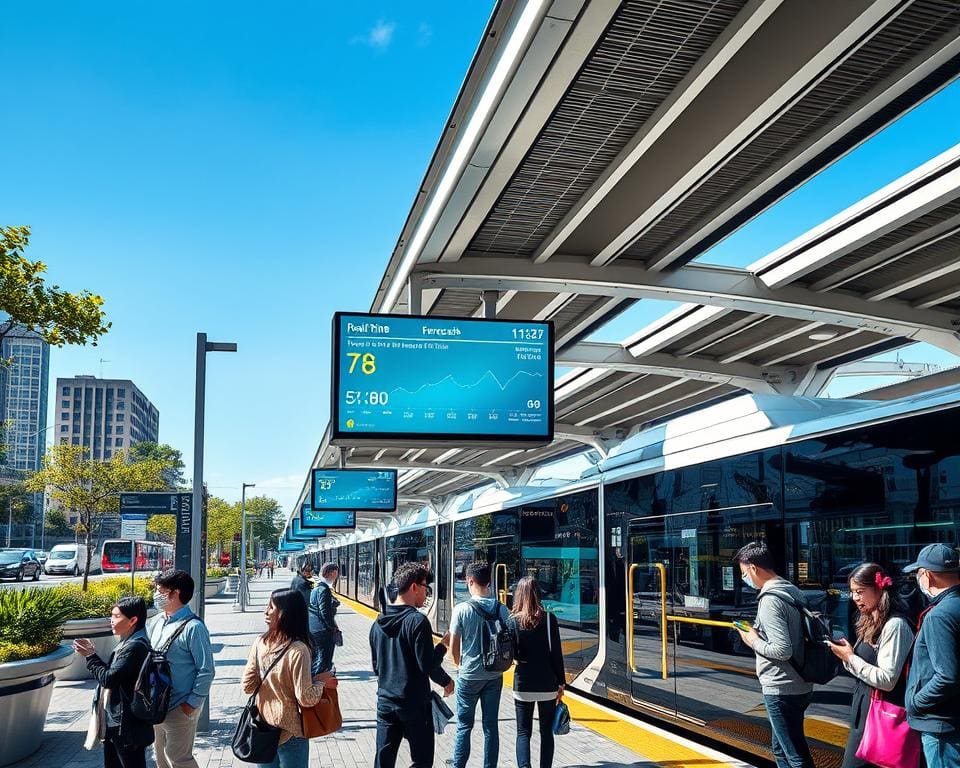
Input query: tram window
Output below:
<box><xmin>384</xmin><ymin>529</ymin><xmax>435</xmax><ymax>593</ymax></box>
<box><xmin>784</xmin><ymin>410</ymin><xmax>960</xmax><ymax>634</ymax></box>
<box><xmin>357</xmin><ymin>541</ymin><xmax>376</xmax><ymax>607</ymax></box>
<box><xmin>453</xmin><ymin>512</ymin><xmax>519</xmax><ymax>605</ymax></box>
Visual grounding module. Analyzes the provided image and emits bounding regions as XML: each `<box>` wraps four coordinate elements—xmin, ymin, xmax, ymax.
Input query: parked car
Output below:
<box><xmin>35</xmin><ymin>550</ymin><xmax>48</xmax><ymax>566</ymax></box>
<box><xmin>0</xmin><ymin>549</ymin><xmax>42</xmax><ymax>581</ymax></box>
<box><xmin>44</xmin><ymin>543</ymin><xmax>93</xmax><ymax>576</ymax></box>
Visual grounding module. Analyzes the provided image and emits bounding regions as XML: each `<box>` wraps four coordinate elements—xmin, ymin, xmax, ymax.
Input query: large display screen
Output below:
<box><xmin>278</xmin><ymin>540</ymin><xmax>304</xmax><ymax>552</ymax></box>
<box><xmin>332</xmin><ymin>312</ymin><xmax>554</xmax><ymax>444</ymax></box>
<box><xmin>292</xmin><ymin>518</ymin><xmax>326</xmax><ymax>539</ymax></box>
<box><xmin>311</xmin><ymin>469</ymin><xmax>396</xmax><ymax>512</ymax></box>
<box><xmin>301</xmin><ymin>503</ymin><xmax>356</xmax><ymax>530</ymax></box>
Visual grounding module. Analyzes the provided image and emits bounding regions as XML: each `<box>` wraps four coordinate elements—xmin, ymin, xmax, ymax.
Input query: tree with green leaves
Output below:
<box><xmin>44</xmin><ymin>507</ymin><xmax>74</xmax><ymax>538</ymax></box>
<box><xmin>206</xmin><ymin>496</ymin><xmax>241</xmax><ymax>566</ymax></box>
<box><xmin>24</xmin><ymin>445</ymin><xmax>169</xmax><ymax>589</ymax></box>
<box><xmin>145</xmin><ymin>513</ymin><xmax>175</xmax><ymax>544</ymax></box>
<box><xmin>244</xmin><ymin>495</ymin><xmax>285</xmax><ymax>551</ymax></box>
<box><xmin>0</xmin><ymin>484</ymin><xmax>34</xmax><ymax>542</ymax></box>
<box><xmin>128</xmin><ymin>442</ymin><xmax>186</xmax><ymax>489</ymax></box>
<box><xmin>1</xmin><ymin>225</ymin><xmax>110</xmax><ymax>350</ymax></box>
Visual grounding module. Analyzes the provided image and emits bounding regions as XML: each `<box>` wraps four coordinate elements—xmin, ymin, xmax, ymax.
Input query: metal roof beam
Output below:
<box><xmin>553</xmin><ymin>421</ymin><xmax>624</xmax><ymax>458</ymax></box>
<box><xmin>418</xmin><ymin>257</ymin><xmax>960</xmax><ymax>352</ymax></box>
<box><xmin>359</xmin><ymin>459</ymin><xmax>510</xmax><ymax>486</ymax></box>
<box><xmin>557</xmin><ymin>341</ymin><xmax>800</xmax><ymax>393</ymax></box>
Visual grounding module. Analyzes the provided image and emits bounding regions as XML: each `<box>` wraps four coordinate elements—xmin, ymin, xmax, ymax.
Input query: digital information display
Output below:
<box><xmin>292</xmin><ymin>518</ymin><xmax>326</xmax><ymax>539</ymax></box>
<box><xmin>332</xmin><ymin>312</ymin><xmax>554</xmax><ymax>445</ymax></box>
<box><xmin>278</xmin><ymin>540</ymin><xmax>304</xmax><ymax>552</ymax></box>
<box><xmin>311</xmin><ymin>469</ymin><xmax>396</xmax><ymax>512</ymax></box>
<box><xmin>301</xmin><ymin>503</ymin><xmax>356</xmax><ymax>530</ymax></box>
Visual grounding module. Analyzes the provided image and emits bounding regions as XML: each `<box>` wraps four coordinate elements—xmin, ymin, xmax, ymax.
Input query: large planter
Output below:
<box><xmin>0</xmin><ymin>643</ymin><xmax>74</xmax><ymax>766</ymax></box>
<box><xmin>204</xmin><ymin>578</ymin><xmax>226</xmax><ymax>599</ymax></box>
<box><xmin>56</xmin><ymin>608</ymin><xmax>158</xmax><ymax>681</ymax></box>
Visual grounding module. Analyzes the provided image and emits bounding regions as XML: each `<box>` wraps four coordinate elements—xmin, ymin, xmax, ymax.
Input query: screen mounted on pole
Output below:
<box><xmin>301</xmin><ymin>504</ymin><xmax>355</xmax><ymax>530</ymax></box>
<box><xmin>332</xmin><ymin>312</ymin><xmax>554</xmax><ymax>446</ymax></box>
<box><xmin>311</xmin><ymin>469</ymin><xmax>396</xmax><ymax>512</ymax></box>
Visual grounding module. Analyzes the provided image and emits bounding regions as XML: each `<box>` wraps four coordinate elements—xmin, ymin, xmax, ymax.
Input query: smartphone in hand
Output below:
<box><xmin>733</xmin><ymin>620</ymin><xmax>752</xmax><ymax>632</ymax></box>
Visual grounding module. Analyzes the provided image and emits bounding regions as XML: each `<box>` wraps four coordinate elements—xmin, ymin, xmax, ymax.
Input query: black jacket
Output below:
<box><xmin>906</xmin><ymin>585</ymin><xmax>960</xmax><ymax>733</ymax></box>
<box><xmin>369</xmin><ymin>603</ymin><xmax>451</xmax><ymax>706</ymax></box>
<box><xmin>309</xmin><ymin>581</ymin><xmax>340</xmax><ymax>634</ymax></box>
<box><xmin>511</xmin><ymin>612</ymin><xmax>565</xmax><ymax>693</ymax></box>
<box><xmin>290</xmin><ymin>574</ymin><xmax>313</xmax><ymax>609</ymax></box>
<box><xmin>86</xmin><ymin>630</ymin><xmax>155</xmax><ymax>749</ymax></box>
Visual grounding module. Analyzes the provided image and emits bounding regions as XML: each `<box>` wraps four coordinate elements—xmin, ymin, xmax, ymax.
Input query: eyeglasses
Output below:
<box><xmin>418</xmin><ymin>583</ymin><xmax>433</xmax><ymax>598</ymax></box>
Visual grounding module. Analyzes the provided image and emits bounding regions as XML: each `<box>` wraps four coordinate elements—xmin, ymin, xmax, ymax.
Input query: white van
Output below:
<box><xmin>45</xmin><ymin>543</ymin><xmax>96</xmax><ymax>576</ymax></box>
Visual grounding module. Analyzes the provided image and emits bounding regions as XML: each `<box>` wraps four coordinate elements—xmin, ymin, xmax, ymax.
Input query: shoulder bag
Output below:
<box><xmin>231</xmin><ymin>643</ymin><xmax>291</xmax><ymax>763</ymax></box>
<box><xmin>301</xmin><ymin>677</ymin><xmax>342</xmax><ymax>739</ymax></box>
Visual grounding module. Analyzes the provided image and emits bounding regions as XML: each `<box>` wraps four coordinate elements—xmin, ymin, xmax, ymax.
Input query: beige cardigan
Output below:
<box><xmin>242</xmin><ymin>638</ymin><xmax>324</xmax><ymax>742</ymax></box>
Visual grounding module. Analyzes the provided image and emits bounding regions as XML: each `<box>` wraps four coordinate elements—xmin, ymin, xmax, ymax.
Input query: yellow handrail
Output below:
<box><xmin>654</xmin><ymin>563</ymin><xmax>667</xmax><ymax>680</ymax></box>
<box><xmin>626</xmin><ymin>563</ymin><xmax>639</xmax><ymax>673</ymax></box>
<box><xmin>667</xmin><ymin>615</ymin><xmax>737</xmax><ymax>629</ymax></box>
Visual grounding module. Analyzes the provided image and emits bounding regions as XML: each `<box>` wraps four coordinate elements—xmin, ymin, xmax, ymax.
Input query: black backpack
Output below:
<box><xmin>760</xmin><ymin>590</ymin><xmax>840</xmax><ymax>685</ymax></box>
<box><xmin>131</xmin><ymin>617</ymin><xmax>197</xmax><ymax>724</ymax></box>
<box><xmin>469</xmin><ymin>601</ymin><xmax>515</xmax><ymax>673</ymax></box>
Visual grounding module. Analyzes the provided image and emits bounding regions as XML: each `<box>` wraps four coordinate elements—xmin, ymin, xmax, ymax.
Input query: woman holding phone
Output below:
<box><xmin>826</xmin><ymin>563</ymin><xmax>914</xmax><ymax>768</ymax></box>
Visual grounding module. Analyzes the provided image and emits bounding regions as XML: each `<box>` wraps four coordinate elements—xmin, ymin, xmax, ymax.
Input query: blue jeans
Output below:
<box><xmin>922</xmin><ymin>731</ymin><xmax>960</xmax><ymax>768</ymax></box>
<box><xmin>452</xmin><ymin>676</ymin><xmax>503</xmax><ymax>768</ymax></box>
<box><xmin>256</xmin><ymin>736</ymin><xmax>308</xmax><ymax>768</ymax></box>
<box><xmin>763</xmin><ymin>694</ymin><xmax>815</xmax><ymax>768</ymax></box>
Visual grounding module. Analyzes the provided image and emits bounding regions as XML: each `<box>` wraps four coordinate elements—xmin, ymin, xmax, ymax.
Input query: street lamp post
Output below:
<box><xmin>239</xmin><ymin>482</ymin><xmax>255</xmax><ymax>611</ymax></box>
<box><xmin>191</xmin><ymin>333</ymin><xmax>237</xmax><ymax>618</ymax></box>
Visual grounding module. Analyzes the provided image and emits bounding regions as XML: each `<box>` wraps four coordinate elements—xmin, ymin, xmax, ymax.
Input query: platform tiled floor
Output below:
<box><xmin>15</xmin><ymin>573</ymin><xmax>651</xmax><ymax>767</ymax></box>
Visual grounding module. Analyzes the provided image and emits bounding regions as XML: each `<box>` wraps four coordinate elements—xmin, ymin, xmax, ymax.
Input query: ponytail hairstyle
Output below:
<box><xmin>849</xmin><ymin>563</ymin><xmax>904</xmax><ymax>645</ymax></box>
<box><xmin>511</xmin><ymin>576</ymin><xmax>546</xmax><ymax>631</ymax></box>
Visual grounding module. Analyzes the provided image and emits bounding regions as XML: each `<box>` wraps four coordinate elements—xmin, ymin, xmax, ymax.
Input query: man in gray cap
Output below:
<box><xmin>904</xmin><ymin>543</ymin><xmax>960</xmax><ymax>768</ymax></box>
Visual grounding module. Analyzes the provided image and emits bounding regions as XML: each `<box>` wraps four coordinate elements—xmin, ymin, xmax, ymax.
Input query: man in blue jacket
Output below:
<box><xmin>904</xmin><ymin>543</ymin><xmax>960</xmax><ymax>768</ymax></box>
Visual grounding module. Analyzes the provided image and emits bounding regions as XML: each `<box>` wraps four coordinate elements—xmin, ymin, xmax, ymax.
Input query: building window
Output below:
<box><xmin>106</xmin><ymin>426</ymin><xmax>112</xmax><ymax>434</ymax></box>
<box><xmin>116</xmin><ymin>402</ymin><xmax>125</xmax><ymax>410</ymax></box>
<box><xmin>60</xmin><ymin>425</ymin><xmax>68</xmax><ymax>433</ymax></box>
<box><xmin>116</xmin><ymin>427</ymin><xmax>124</xmax><ymax>434</ymax></box>
<box><xmin>62</xmin><ymin>386</ymin><xmax>70</xmax><ymax>395</ymax></box>
<box><xmin>60</xmin><ymin>438</ymin><xmax>68</xmax><ymax>445</ymax></box>
<box><xmin>115</xmin><ymin>438</ymin><xmax>123</xmax><ymax>446</ymax></box>
<box><xmin>118</xmin><ymin>388</ymin><xmax>126</xmax><ymax>398</ymax></box>
<box><xmin>61</xmin><ymin>400</ymin><xmax>69</xmax><ymax>408</ymax></box>
<box><xmin>104</xmin><ymin>449</ymin><xmax>111</xmax><ymax>459</ymax></box>
<box><xmin>72</xmin><ymin>437</ymin><xmax>80</xmax><ymax>445</ymax></box>
<box><xmin>73</xmin><ymin>425</ymin><xmax>80</xmax><ymax>433</ymax></box>
<box><xmin>116</xmin><ymin>414</ymin><xmax>124</xmax><ymax>422</ymax></box>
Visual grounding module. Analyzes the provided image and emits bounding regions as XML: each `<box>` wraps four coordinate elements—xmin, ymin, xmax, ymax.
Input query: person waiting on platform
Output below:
<box><xmin>508</xmin><ymin>577</ymin><xmax>565</xmax><ymax>768</ymax></box>
<box><xmin>904</xmin><ymin>543</ymin><xmax>960</xmax><ymax>768</ymax></box>
<box><xmin>825</xmin><ymin>563</ymin><xmax>914</xmax><ymax>768</ymax></box>
<box><xmin>241</xmin><ymin>588</ymin><xmax>335</xmax><ymax>768</ymax></box>
<box><xmin>309</xmin><ymin>562</ymin><xmax>341</xmax><ymax>674</ymax></box>
<box><xmin>74</xmin><ymin>596</ymin><xmax>154</xmax><ymax>768</ymax></box>
<box><xmin>734</xmin><ymin>542</ymin><xmax>815</xmax><ymax>768</ymax></box>
<box><xmin>290</xmin><ymin>562</ymin><xmax>314</xmax><ymax>608</ymax></box>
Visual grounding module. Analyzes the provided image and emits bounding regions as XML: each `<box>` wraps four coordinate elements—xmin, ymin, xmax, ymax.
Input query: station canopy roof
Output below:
<box><xmin>291</xmin><ymin>0</ymin><xmax>960</xmax><ymax>536</ymax></box>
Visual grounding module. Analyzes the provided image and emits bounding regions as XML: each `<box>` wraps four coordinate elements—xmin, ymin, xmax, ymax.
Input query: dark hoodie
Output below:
<box><xmin>369</xmin><ymin>603</ymin><xmax>451</xmax><ymax>707</ymax></box>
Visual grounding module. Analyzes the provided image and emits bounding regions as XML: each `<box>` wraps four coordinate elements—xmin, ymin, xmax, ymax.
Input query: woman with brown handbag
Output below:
<box><xmin>241</xmin><ymin>589</ymin><xmax>337</xmax><ymax>768</ymax></box>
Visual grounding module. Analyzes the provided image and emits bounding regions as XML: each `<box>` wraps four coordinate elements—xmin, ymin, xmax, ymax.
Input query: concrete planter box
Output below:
<box><xmin>0</xmin><ymin>643</ymin><xmax>74</xmax><ymax>766</ymax></box>
<box><xmin>204</xmin><ymin>578</ymin><xmax>226</xmax><ymax>599</ymax></box>
<box><xmin>56</xmin><ymin>608</ymin><xmax>158</xmax><ymax>681</ymax></box>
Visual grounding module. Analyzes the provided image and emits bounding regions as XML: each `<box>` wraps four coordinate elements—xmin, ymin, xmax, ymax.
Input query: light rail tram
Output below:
<box><xmin>301</xmin><ymin>386</ymin><xmax>960</xmax><ymax>766</ymax></box>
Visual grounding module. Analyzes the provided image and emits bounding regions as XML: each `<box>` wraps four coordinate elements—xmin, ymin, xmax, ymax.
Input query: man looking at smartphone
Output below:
<box><xmin>734</xmin><ymin>542</ymin><xmax>815</xmax><ymax>768</ymax></box>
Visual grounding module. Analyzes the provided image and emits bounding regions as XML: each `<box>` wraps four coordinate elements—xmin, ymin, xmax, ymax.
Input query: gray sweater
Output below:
<box><xmin>752</xmin><ymin>578</ymin><xmax>814</xmax><ymax>695</ymax></box>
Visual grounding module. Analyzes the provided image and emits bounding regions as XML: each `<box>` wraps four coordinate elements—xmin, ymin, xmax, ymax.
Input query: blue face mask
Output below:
<box><xmin>742</xmin><ymin>573</ymin><xmax>757</xmax><ymax>590</ymax></box>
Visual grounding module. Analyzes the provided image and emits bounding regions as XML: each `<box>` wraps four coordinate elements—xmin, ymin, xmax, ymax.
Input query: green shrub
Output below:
<box><xmin>0</xmin><ymin>588</ymin><xmax>75</xmax><ymax>662</ymax></box>
<box><xmin>206</xmin><ymin>567</ymin><xmax>228</xmax><ymax>579</ymax></box>
<box><xmin>55</xmin><ymin>576</ymin><xmax>156</xmax><ymax>620</ymax></box>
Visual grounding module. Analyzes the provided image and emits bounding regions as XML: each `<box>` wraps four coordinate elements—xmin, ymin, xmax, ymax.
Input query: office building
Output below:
<box><xmin>54</xmin><ymin>376</ymin><xmax>159</xmax><ymax>460</ymax></box>
<box><xmin>0</xmin><ymin>326</ymin><xmax>50</xmax><ymax>477</ymax></box>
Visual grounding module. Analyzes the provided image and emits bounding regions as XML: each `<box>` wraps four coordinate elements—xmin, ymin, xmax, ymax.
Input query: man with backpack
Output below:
<box><xmin>370</xmin><ymin>562</ymin><xmax>454</xmax><ymax>768</ymax></box>
<box><xmin>147</xmin><ymin>569</ymin><xmax>215</xmax><ymax>768</ymax></box>
<box><xmin>734</xmin><ymin>542</ymin><xmax>816</xmax><ymax>768</ymax></box>
<box><xmin>448</xmin><ymin>562</ymin><xmax>512</xmax><ymax>768</ymax></box>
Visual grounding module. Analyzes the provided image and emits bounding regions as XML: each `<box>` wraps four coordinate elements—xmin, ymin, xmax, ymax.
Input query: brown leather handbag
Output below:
<box><xmin>301</xmin><ymin>685</ymin><xmax>342</xmax><ymax>738</ymax></box>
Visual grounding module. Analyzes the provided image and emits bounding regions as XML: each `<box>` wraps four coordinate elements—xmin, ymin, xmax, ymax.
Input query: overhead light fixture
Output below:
<box><xmin>380</xmin><ymin>0</ymin><xmax>548</xmax><ymax>313</ymax></box>
<box><xmin>808</xmin><ymin>331</ymin><xmax>839</xmax><ymax>341</ymax></box>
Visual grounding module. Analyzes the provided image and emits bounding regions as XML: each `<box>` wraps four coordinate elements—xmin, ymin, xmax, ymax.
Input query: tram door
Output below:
<box><xmin>627</xmin><ymin>511</ymin><xmax>772</xmax><ymax>722</ymax></box>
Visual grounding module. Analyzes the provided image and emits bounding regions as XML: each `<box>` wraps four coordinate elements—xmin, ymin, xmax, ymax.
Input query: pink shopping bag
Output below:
<box><xmin>855</xmin><ymin>689</ymin><xmax>921</xmax><ymax>768</ymax></box>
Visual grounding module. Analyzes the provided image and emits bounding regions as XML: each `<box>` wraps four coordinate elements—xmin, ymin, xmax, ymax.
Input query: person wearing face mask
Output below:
<box><xmin>74</xmin><ymin>597</ymin><xmax>154</xmax><ymax>768</ymax></box>
<box><xmin>825</xmin><ymin>563</ymin><xmax>914</xmax><ymax>768</ymax></box>
<box><xmin>147</xmin><ymin>569</ymin><xmax>215</xmax><ymax>768</ymax></box>
<box><xmin>903</xmin><ymin>544</ymin><xmax>960</xmax><ymax>768</ymax></box>
<box><xmin>734</xmin><ymin>541</ymin><xmax>815</xmax><ymax>768</ymax></box>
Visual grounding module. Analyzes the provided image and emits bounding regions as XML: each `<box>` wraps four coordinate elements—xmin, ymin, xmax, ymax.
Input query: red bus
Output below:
<box><xmin>101</xmin><ymin>539</ymin><xmax>174</xmax><ymax>573</ymax></box>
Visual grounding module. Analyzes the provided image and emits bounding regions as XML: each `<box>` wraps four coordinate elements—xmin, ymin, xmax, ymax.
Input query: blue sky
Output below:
<box><xmin>2</xmin><ymin>3</ymin><xmax>959</xmax><ymax>514</ymax></box>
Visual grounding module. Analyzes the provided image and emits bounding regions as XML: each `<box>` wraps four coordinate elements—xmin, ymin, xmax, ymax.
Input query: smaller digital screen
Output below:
<box><xmin>278</xmin><ymin>541</ymin><xmax>304</xmax><ymax>552</ymax></box>
<box><xmin>292</xmin><ymin>518</ymin><xmax>326</xmax><ymax>539</ymax></box>
<box><xmin>301</xmin><ymin>503</ymin><xmax>356</xmax><ymax>530</ymax></box>
<box><xmin>311</xmin><ymin>469</ymin><xmax>397</xmax><ymax>512</ymax></box>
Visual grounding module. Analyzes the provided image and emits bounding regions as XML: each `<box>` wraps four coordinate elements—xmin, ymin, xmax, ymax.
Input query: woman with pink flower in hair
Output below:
<box><xmin>827</xmin><ymin>563</ymin><xmax>915</xmax><ymax>768</ymax></box>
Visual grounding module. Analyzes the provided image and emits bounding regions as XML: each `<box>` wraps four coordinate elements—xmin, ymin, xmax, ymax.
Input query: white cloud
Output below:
<box><xmin>353</xmin><ymin>20</ymin><xmax>396</xmax><ymax>49</ymax></box>
<box><xmin>417</xmin><ymin>22</ymin><xmax>433</xmax><ymax>47</ymax></box>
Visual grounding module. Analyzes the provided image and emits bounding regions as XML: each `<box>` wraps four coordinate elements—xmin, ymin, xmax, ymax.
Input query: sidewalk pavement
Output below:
<box><xmin>15</xmin><ymin>573</ymin><xmax>648</xmax><ymax>768</ymax></box>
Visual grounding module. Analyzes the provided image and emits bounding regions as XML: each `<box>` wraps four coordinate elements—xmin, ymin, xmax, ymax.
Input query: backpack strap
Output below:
<box><xmin>758</xmin><ymin>589</ymin><xmax>810</xmax><ymax>674</ymax></box>
<box><xmin>160</xmin><ymin>616</ymin><xmax>198</xmax><ymax>654</ymax></box>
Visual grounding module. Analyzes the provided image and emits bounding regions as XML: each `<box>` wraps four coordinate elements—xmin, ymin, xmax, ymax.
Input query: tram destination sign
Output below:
<box><xmin>332</xmin><ymin>312</ymin><xmax>554</xmax><ymax>446</ymax></box>
<box><xmin>311</xmin><ymin>469</ymin><xmax>395</xmax><ymax>512</ymax></box>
